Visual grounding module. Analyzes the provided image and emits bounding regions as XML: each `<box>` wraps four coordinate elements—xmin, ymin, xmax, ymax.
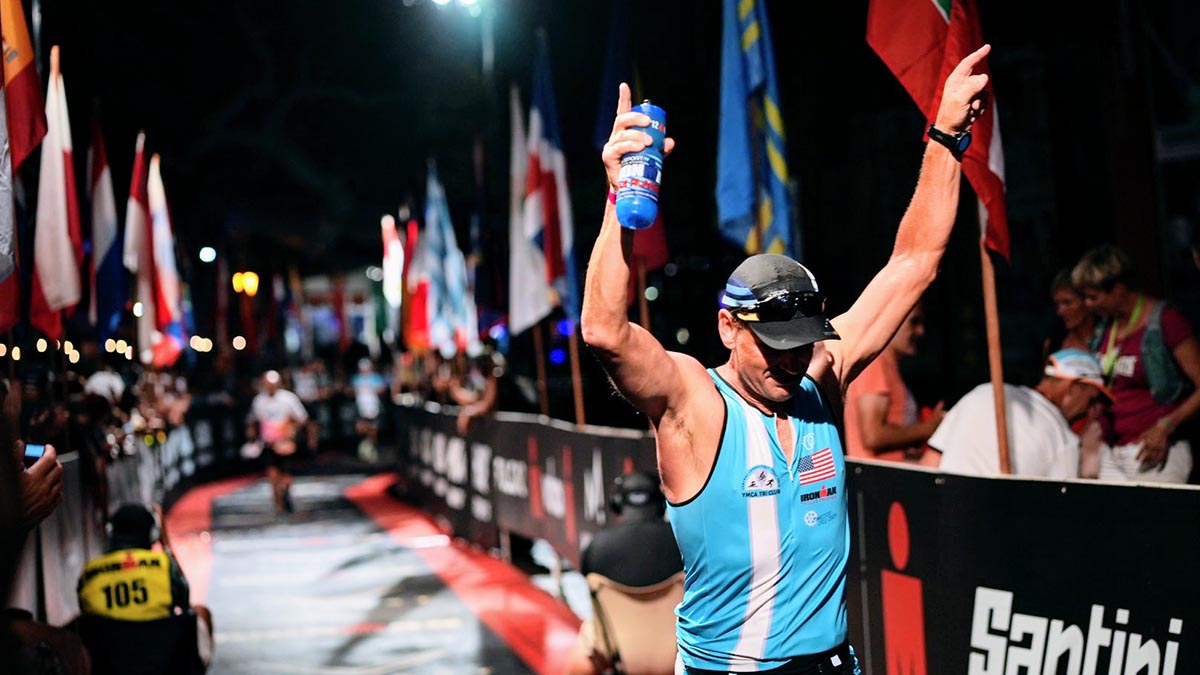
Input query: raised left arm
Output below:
<box><xmin>823</xmin><ymin>45</ymin><xmax>992</xmax><ymax>389</ymax></box>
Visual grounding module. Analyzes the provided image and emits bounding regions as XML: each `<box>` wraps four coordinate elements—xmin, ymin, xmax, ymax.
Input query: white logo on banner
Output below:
<box><xmin>582</xmin><ymin>449</ymin><xmax>607</xmax><ymax>526</ymax></box>
<box><xmin>445</xmin><ymin>436</ymin><xmax>467</xmax><ymax>485</ymax></box>
<box><xmin>471</xmin><ymin>443</ymin><xmax>492</xmax><ymax>494</ymax></box>
<box><xmin>493</xmin><ymin>457</ymin><xmax>529</xmax><ymax>498</ymax></box>
<box><xmin>970</xmin><ymin>586</ymin><xmax>1183</xmax><ymax>675</ymax></box>
<box><xmin>541</xmin><ymin>457</ymin><xmax>566</xmax><ymax>519</ymax></box>
<box><xmin>471</xmin><ymin>495</ymin><xmax>492</xmax><ymax>521</ymax></box>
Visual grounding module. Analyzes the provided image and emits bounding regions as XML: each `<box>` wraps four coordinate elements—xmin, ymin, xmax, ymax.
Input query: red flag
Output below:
<box><xmin>29</xmin><ymin>47</ymin><xmax>82</xmax><ymax>341</ymax></box>
<box><xmin>1</xmin><ymin>0</ymin><xmax>45</xmax><ymax>171</ymax></box>
<box><xmin>122</xmin><ymin>132</ymin><xmax>156</xmax><ymax>360</ymax></box>
<box><xmin>403</xmin><ymin>223</ymin><xmax>431</xmax><ymax>353</ymax></box>
<box><xmin>867</xmin><ymin>0</ymin><xmax>1008</xmax><ymax>259</ymax></box>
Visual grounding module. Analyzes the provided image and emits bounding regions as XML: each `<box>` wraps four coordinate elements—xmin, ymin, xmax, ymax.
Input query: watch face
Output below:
<box><xmin>958</xmin><ymin>133</ymin><xmax>972</xmax><ymax>154</ymax></box>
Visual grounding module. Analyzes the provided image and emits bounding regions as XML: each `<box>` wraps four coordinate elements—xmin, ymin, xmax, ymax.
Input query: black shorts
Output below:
<box><xmin>683</xmin><ymin>641</ymin><xmax>858</xmax><ymax>675</ymax></box>
<box><xmin>261</xmin><ymin>444</ymin><xmax>295</xmax><ymax>473</ymax></box>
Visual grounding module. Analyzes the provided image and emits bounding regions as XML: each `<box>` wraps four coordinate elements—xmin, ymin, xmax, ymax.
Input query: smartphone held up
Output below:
<box><xmin>23</xmin><ymin>443</ymin><xmax>46</xmax><ymax>469</ymax></box>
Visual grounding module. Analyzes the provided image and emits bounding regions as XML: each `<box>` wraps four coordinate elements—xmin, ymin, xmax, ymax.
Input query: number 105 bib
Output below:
<box><xmin>78</xmin><ymin>549</ymin><xmax>175</xmax><ymax>621</ymax></box>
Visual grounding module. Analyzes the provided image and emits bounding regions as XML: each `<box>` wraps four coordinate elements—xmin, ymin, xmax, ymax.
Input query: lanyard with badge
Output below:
<box><xmin>1100</xmin><ymin>294</ymin><xmax>1144</xmax><ymax>384</ymax></box>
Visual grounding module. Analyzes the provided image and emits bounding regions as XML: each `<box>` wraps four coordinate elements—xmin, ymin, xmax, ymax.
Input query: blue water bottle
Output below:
<box><xmin>616</xmin><ymin>100</ymin><xmax>666</xmax><ymax>230</ymax></box>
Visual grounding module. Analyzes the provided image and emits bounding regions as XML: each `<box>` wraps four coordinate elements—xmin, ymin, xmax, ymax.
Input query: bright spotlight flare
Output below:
<box><xmin>199</xmin><ymin>246</ymin><xmax>216</xmax><ymax>263</ymax></box>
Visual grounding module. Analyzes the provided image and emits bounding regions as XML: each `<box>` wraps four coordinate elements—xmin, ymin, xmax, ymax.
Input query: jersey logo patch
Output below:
<box><xmin>742</xmin><ymin>465</ymin><xmax>781</xmax><ymax>498</ymax></box>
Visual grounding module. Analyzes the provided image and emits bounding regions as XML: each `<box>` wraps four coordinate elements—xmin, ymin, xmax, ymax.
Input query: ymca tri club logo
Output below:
<box><xmin>742</xmin><ymin>465</ymin><xmax>781</xmax><ymax>498</ymax></box>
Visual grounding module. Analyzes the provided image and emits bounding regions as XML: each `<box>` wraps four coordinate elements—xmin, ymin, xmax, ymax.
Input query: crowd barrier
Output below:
<box><xmin>397</xmin><ymin>403</ymin><xmax>658</xmax><ymax>564</ymax></box>
<box><xmin>397</xmin><ymin>402</ymin><xmax>1200</xmax><ymax>675</ymax></box>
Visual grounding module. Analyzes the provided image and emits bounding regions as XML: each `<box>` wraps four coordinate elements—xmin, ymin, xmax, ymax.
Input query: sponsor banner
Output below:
<box><xmin>396</xmin><ymin>404</ymin><xmax>656</xmax><ymax>567</ymax></box>
<box><xmin>847</xmin><ymin>462</ymin><xmax>1200</xmax><ymax>675</ymax></box>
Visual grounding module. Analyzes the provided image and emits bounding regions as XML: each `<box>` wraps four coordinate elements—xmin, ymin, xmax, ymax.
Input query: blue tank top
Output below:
<box><xmin>667</xmin><ymin>370</ymin><xmax>849</xmax><ymax>671</ymax></box>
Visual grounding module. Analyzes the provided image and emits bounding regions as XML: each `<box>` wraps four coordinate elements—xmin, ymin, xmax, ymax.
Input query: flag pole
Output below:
<box><xmin>59</xmin><ymin>311</ymin><xmax>72</xmax><ymax>456</ymax></box>
<box><xmin>979</xmin><ymin>239</ymin><xmax>1011</xmax><ymax>474</ymax></box>
<box><xmin>568</xmin><ymin>325</ymin><xmax>586</xmax><ymax>426</ymax></box>
<box><xmin>532</xmin><ymin>321</ymin><xmax>549</xmax><ymax>417</ymax></box>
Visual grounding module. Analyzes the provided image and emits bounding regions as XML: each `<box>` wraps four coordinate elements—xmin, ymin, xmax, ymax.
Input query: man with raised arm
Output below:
<box><xmin>580</xmin><ymin>46</ymin><xmax>994</xmax><ymax>674</ymax></box>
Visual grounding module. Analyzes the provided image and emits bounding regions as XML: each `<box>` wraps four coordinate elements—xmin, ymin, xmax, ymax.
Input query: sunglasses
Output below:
<box><xmin>732</xmin><ymin>290</ymin><xmax>825</xmax><ymax>323</ymax></box>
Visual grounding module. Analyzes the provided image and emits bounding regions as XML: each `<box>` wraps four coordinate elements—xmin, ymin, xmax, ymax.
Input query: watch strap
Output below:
<box><xmin>927</xmin><ymin>124</ymin><xmax>968</xmax><ymax>160</ymax></box>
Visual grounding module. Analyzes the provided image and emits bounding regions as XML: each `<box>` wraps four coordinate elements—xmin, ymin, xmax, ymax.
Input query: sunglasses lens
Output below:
<box><xmin>763</xmin><ymin>297</ymin><xmax>797</xmax><ymax>322</ymax></box>
<box><xmin>796</xmin><ymin>293</ymin><xmax>824</xmax><ymax>317</ymax></box>
<box><xmin>747</xmin><ymin>292</ymin><xmax>824</xmax><ymax>323</ymax></box>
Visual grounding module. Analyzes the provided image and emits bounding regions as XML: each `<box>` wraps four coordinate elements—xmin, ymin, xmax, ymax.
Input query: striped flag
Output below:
<box><xmin>88</xmin><ymin>118</ymin><xmax>123</xmax><ymax>340</ymax></box>
<box><xmin>0</xmin><ymin>94</ymin><xmax>15</xmax><ymax>333</ymax></box>
<box><xmin>30</xmin><ymin>48</ymin><xmax>83</xmax><ymax>341</ymax></box>
<box><xmin>122</xmin><ymin>132</ymin><xmax>156</xmax><ymax>358</ymax></box>
<box><xmin>717</xmin><ymin>0</ymin><xmax>795</xmax><ymax>259</ymax></box>
<box><xmin>525</xmin><ymin>32</ymin><xmax>579</xmax><ymax>323</ymax></box>
<box><xmin>381</xmin><ymin>214</ymin><xmax>403</xmax><ymax>340</ymax></box>
<box><xmin>403</xmin><ymin>218</ymin><xmax>431</xmax><ymax>352</ymax></box>
<box><xmin>381</xmin><ymin>215</ymin><xmax>403</xmax><ymax>310</ymax></box>
<box><xmin>0</xmin><ymin>0</ymin><xmax>46</xmax><ymax>172</ymax></box>
<box><xmin>424</xmin><ymin>161</ymin><xmax>478</xmax><ymax>357</ymax></box>
<box><xmin>0</xmin><ymin>0</ymin><xmax>44</xmax><ymax>331</ymax></box>
<box><xmin>507</xmin><ymin>84</ymin><xmax>552</xmax><ymax>336</ymax></box>
<box><xmin>867</xmin><ymin>0</ymin><xmax>1009</xmax><ymax>259</ymax></box>
<box><xmin>147</xmin><ymin>153</ymin><xmax>185</xmax><ymax>367</ymax></box>
<box><xmin>797</xmin><ymin>448</ymin><xmax>837</xmax><ymax>486</ymax></box>
<box><xmin>0</xmin><ymin>101</ymin><xmax>12</xmax><ymax>283</ymax></box>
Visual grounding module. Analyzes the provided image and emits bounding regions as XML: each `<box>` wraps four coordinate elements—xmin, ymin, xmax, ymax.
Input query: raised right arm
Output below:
<box><xmin>580</xmin><ymin>84</ymin><xmax>703</xmax><ymax>426</ymax></box>
<box><xmin>582</xmin><ymin>85</ymin><xmax>726</xmax><ymax>502</ymax></box>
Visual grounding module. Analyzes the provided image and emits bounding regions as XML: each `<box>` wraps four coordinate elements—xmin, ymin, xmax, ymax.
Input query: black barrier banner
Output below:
<box><xmin>397</xmin><ymin>404</ymin><xmax>657</xmax><ymax>568</ymax></box>
<box><xmin>846</xmin><ymin>462</ymin><xmax>1199</xmax><ymax>675</ymax></box>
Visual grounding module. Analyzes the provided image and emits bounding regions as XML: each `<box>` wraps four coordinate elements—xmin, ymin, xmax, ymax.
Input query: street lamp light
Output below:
<box><xmin>242</xmin><ymin>271</ymin><xmax>260</xmax><ymax>297</ymax></box>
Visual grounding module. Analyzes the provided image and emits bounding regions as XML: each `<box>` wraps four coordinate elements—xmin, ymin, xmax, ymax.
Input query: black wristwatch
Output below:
<box><xmin>927</xmin><ymin>123</ymin><xmax>971</xmax><ymax>160</ymax></box>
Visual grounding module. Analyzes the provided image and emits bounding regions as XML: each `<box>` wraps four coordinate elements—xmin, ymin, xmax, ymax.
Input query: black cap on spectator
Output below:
<box><xmin>109</xmin><ymin>503</ymin><xmax>156</xmax><ymax>550</ymax></box>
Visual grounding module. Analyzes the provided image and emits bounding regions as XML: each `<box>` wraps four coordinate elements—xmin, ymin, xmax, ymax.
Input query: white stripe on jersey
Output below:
<box><xmin>731</xmin><ymin>398</ymin><xmax>782</xmax><ymax>667</ymax></box>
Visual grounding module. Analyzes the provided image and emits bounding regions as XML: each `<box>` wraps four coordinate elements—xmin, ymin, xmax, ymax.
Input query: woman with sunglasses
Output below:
<box><xmin>582</xmin><ymin>47</ymin><xmax>993</xmax><ymax>675</ymax></box>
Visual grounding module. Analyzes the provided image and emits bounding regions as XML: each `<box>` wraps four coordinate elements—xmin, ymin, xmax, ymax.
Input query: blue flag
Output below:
<box><xmin>716</xmin><ymin>0</ymin><xmax>795</xmax><ymax>258</ymax></box>
<box><xmin>425</xmin><ymin>160</ymin><xmax>479</xmax><ymax>357</ymax></box>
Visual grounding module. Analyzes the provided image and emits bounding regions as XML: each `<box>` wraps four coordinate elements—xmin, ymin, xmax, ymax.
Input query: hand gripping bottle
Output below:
<box><xmin>615</xmin><ymin>100</ymin><xmax>667</xmax><ymax>230</ymax></box>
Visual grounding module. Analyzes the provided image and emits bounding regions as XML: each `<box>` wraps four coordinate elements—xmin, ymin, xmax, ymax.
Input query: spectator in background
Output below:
<box><xmin>2</xmin><ymin>381</ymin><xmax>89</xmax><ymax>675</ymax></box>
<box><xmin>247</xmin><ymin>371</ymin><xmax>308</xmax><ymax>514</ymax></box>
<box><xmin>844</xmin><ymin>304</ymin><xmax>943</xmax><ymax>464</ymax></box>
<box><xmin>350</xmin><ymin>358</ymin><xmax>386</xmax><ymax>463</ymax></box>
<box><xmin>291</xmin><ymin>360</ymin><xmax>322</xmax><ymax>451</ymax></box>
<box><xmin>77</xmin><ymin>503</ymin><xmax>212</xmax><ymax>673</ymax></box>
<box><xmin>931</xmin><ymin>349</ymin><xmax>1110</xmax><ymax>479</ymax></box>
<box><xmin>7</xmin><ymin>379</ymin><xmax>65</xmax><ymax>531</ymax></box>
<box><xmin>567</xmin><ymin>471</ymin><xmax>683</xmax><ymax>675</ymax></box>
<box><xmin>84</xmin><ymin>352</ymin><xmax>127</xmax><ymax>407</ymax></box>
<box><xmin>1074</xmin><ymin>245</ymin><xmax>1200</xmax><ymax>483</ymax></box>
<box><xmin>1043</xmin><ymin>268</ymin><xmax>1098</xmax><ymax>359</ymax></box>
<box><xmin>449</xmin><ymin>347</ymin><xmax>505</xmax><ymax>435</ymax></box>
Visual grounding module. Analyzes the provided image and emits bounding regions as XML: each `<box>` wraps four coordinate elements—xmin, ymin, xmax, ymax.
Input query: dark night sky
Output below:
<box><xmin>27</xmin><ymin>0</ymin><xmax>1200</xmax><ymax>422</ymax></box>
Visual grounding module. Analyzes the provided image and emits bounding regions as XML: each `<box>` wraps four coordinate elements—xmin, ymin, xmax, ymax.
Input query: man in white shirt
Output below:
<box><xmin>247</xmin><ymin>370</ymin><xmax>308</xmax><ymax>513</ymax></box>
<box><xmin>931</xmin><ymin>349</ymin><xmax>1111</xmax><ymax>479</ymax></box>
